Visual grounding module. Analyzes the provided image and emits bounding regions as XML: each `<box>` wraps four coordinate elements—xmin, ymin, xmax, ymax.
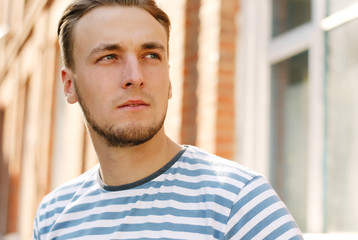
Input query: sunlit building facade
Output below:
<box><xmin>0</xmin><ymin>0</ymin><xmax>357</xmax><ymax>239</ymax></box>
<box><xmin>0</xmin><ymin>0</ymin><xmax>237</xmax><ymax>238</ymax></box>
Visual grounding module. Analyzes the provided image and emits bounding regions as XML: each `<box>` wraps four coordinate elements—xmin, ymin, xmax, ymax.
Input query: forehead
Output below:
<box><xmin>73</xmin><ymin>6</ymin><xmax>167</xmax><ymax>53</ymax></box>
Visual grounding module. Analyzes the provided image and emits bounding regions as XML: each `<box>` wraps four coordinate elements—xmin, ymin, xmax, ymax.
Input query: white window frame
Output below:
<box><xmin>236</xmin><ymin>0</ymin><xmax>358</xmax><ymax>237</ymax></box>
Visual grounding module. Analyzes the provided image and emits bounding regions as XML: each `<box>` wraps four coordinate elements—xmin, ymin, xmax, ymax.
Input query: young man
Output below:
<box><xmin>33</xmin><ymin>0</ymin><xmax>303</xmax><ymax>239</ymax></box>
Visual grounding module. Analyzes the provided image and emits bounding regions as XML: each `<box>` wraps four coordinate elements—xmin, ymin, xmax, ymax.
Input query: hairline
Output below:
<box><xmin>58</xmin><ymin>1</ymin><xmax>171</xmax><ymax>70</ymax></box>
<box><xmin>73</xmin><ymin>6</ymin><xmax>169</xmax><ymax>67</ymax></box>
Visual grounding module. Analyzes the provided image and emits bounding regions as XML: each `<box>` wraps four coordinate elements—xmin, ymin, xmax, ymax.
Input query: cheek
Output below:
<box><xmin>78</xmin><ymin>70</ymin><xmax>118</xmax><ymax>98</ymax></box>
<box><xmin>147</xmin><ymin>67</ymin><xmax>170</xmax><ymax>89</ymax></box>
<box><xmin>90</xmin><ymin>70</ymin><xmax>118</xmax><ymax>89</ymax></box>
<box><xmin>75</xmin><ymin>77</ymin><xmax>112</xmax><ymax>114</ymax></box>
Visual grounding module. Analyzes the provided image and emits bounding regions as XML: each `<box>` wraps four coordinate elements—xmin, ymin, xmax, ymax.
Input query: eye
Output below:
<box><xmin>144</xmin><ymin>53</ymin><xmax>161</xmax><ymax>60</ymax></box>
<box><xmin>103</xmin><ymin>55</ymin><xmax>117</xmax><ymax>60</ymax></box>
<box><xmin>97</xmin><ymin>54</ymin><xmax>117</xmax><ymax>62</ymax></box>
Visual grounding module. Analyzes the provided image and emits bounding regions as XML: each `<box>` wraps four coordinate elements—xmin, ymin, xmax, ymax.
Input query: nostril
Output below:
<box><xmin>123</xmin><ymin>81</ymin><xmax>144</xmax><ymax>88</ymax></box>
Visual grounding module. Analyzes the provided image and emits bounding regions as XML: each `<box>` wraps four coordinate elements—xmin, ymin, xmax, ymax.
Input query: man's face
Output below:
<box><xmin>62</xmin><ymin>6</ymin><xmax>171</xmax><ymax>147</ymax></box>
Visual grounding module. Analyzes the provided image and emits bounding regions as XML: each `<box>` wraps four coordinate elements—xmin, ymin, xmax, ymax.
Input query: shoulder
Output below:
<box><xmin>172</xmin><ymin>145</ymin><xmax>268</xmax><ymax>201</ymax></box>
<box><xmin>182</xmin><ymin>145</ymin><xmax>257</xmax><ymax>172</ymax></box>
<box><xmin>179</xmin><ymin>145</ymin><xmax>261</xmax><ymax>185</ymax></box>
<box><xmin>34</xmin><ymin>165</ymin><xmax>99</xmax><ymax>225</ymax></box>
<box><xmin>179</xmin><ymin>147</ymin><xmax>303</xmax><ymax>239</ymax></box>
<box><xmin>42</xmin><ymin>165</ymin><xmax>98</xmax><ymax>203</ymax></box>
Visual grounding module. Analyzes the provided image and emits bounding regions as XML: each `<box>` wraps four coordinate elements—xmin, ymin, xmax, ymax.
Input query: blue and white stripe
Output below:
<box><xmin>33</xmin><ymin>145</ymin><xmax>303</xmax><ymax>239</ymax></box>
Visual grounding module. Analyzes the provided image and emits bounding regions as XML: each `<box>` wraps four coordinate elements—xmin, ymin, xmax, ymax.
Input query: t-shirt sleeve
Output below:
<box><xmin>224</xmin><ymin>175</ymin><xmax>303</xmax><ymax>239</ymax></box>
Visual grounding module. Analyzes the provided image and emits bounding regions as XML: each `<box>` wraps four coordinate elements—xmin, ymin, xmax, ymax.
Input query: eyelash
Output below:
<box><xmin>96</xmin><ymin>54</ymin><xmax>117</xmax><ymax>62</ymax></box>
<box><xmin>96</xmin><ymin>52</ymin><xmax>161</xmax><ymax>63</ymax></box>
<box><xmin>104</xmin><ymin>55</ymin><xmax>116</xmax><ymax>60</ymax></box>
<box><xmin>145</xmin><ymin>53</ymin><xmax>161</xmax><ymax>60</ymax></box>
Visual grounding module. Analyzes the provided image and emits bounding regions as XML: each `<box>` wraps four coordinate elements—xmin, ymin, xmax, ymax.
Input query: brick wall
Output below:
<box><xmin>181</xmin><ymin>0</ymin><xmax>200</xmax><ymax>145</ymax></box>
<box><xmin>0</xmin><ymin>0</ymin><xmax>240</xmax><ymax>238</ymax></box>
<box><xmin>216</xmin><ymin>0</ymin><xmax>239</xmax><ymax>159</ymax></box>
<box><xmin>160</xmin><ymin>0</ymin><xmax>239</xmax><ymax>160</ymax></box>
<box><xmin>188</xmin><ymin>0</ymin><xmax>238</xmax><ymax>159</ymax></box>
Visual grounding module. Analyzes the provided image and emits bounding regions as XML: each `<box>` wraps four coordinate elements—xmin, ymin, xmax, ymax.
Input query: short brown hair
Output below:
<box><xmin>58</xmin><ymin>0</ymin><xmax>171</xmax><ymax>69</ymax></box>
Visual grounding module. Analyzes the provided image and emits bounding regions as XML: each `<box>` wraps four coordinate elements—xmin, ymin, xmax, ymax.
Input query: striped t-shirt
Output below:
<box><xmin>33</xmin><ymin>145</ymin><xmax>303</xmax><ymax>240</ymax></box>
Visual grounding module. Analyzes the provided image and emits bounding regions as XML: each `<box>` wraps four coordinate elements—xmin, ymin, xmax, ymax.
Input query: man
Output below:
<box><xmin>33</xmin><ymin>0</ymin><xmax>303</xmax><ymax>239</ymax></box>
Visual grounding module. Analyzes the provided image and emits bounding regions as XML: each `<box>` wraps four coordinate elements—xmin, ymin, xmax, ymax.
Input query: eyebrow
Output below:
<box><xmin>88</xmin><ymin>43</ymin><xmax>122</xmax><ymax>58</ymax></box>
<box><xmin>141</xmin><ymin>42</ymin><xmax>166</xmax><ymax>52</ymax></box>
<box><xmin>88</xmin><ymin>41</ymin><xmax>166</xmax><ymax>59</ymax></box>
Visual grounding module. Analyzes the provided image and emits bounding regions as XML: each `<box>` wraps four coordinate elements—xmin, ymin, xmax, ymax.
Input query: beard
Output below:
<box><xmin>74</xmin><ymin>81</ymin><xmax>167</xmax><ymax>148</ymax></box>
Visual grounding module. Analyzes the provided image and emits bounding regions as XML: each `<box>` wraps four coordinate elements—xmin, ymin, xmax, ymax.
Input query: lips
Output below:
<box><xmin>117</xmin><ymin>100</ymin><xmax>149</xmax><ymax>110</ymax></box>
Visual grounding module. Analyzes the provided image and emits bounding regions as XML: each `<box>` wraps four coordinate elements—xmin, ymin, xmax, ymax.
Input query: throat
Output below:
<box><xmin>96</xmin><ymin>136</ymin><xmax>182</xmax><ymax>187</ymax></box>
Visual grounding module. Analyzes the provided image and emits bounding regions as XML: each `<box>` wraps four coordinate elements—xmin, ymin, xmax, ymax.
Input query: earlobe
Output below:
<box><xmin>61</xmin><ymin>67</ymin><xmax>78</xmax><ymax>104</ymax></box>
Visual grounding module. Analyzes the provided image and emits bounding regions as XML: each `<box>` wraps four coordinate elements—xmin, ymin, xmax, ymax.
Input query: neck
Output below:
<box><xmin>89</xmin><ymin>127</ymin><xmax>181</xmax><ymax>187</ymax></box>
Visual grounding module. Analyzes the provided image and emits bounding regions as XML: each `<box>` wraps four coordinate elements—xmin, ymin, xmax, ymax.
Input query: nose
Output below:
<box><xmin>121</xmin><ymin>54</ymin><xmax>144</xmax><ymax>88</ymax></box>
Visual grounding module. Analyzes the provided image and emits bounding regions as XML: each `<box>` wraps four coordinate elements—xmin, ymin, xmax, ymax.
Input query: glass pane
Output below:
<box><xmin>325</xmin><ymin>18</ymin><xmax>358</xmax><ymax>232</ymax></box>
<box><xmin>270</xmin><ymin>51</ymin><xmax>309</xmax><ymax>231</ymax></box>
<box><xmin>272</xmin><ymin>0</ymin><xmax>311</xmax><ymax>37</ymax></box>
<box><xmin>327</xmin><ymin>0</ymin><xmax>358</xmax><ymax>15</ymax></box>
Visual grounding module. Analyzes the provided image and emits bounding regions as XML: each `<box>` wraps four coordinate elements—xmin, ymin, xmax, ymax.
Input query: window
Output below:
<box><xmin>238</xmin><ymin>0</ymin><xmax>358</xmax><ymax>237</ymax></box>
<box><xmin>327</xmin><ymin>0</ymin><xmax>358</xmax><ymax>14</ymax></box>
<box><xmin>325</xmin><ymin>18</ymin><xmax>358</xmax><ymax>232</ymax></box>
<box><xmin>270</xmin><ymin>51</ymin><xmax>309</xmax><ymax>231</ymax></box>
<box><xmin>272</xmin><ymin>0</ymin><xmax>311</xmax><ymax>36</ymax></box>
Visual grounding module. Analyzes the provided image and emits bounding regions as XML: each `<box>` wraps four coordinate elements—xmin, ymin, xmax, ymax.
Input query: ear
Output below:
<box><xmin>168</xmin><ymin>80</ymin><xmax>173</xmax><ymax>100</ymax></box>
<box><xmin>61</xmin><ymin>67</ymin><xmax>78</xmax><ymax>104</ymax></box>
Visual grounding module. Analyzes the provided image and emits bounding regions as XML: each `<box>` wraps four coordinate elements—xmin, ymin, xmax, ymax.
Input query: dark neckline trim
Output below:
<box><xmin>97</xmin><ymin>147</ymin><xmax>187</xmax><ymax>191</ymax></box>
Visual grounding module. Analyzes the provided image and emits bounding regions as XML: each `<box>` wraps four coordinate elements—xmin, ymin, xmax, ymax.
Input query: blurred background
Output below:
<box><xmin>0</xmin><ymin>0</ymin><xmax>357</xmax><ymax>239</ymax></box>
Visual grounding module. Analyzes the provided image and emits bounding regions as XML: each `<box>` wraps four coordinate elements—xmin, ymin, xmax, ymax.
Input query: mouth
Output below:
<box><xmin>117</xmin><ymin>100</ymin><xmax>150</xmax><ymax>111</ymax></box>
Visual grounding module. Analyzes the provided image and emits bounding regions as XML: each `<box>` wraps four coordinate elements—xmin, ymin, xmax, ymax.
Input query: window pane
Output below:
<box><xmin>325</xmin><ymin>18</ymin><xmax>358</xmax><ymax>232</ymax></box>
<box><xmin>270</xmin><ymin>51</ymin><xmax>309</xmax><ymax>231</ymax></box>
<box><xmin>327</xmin><ymin>0</ymin><xmax>358</xmax><ymax>15</ymax></box>
<box><xmin>272</xmin><ymin>0</ymin><xmax>311</xmax><ymax>37</ymax></box>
